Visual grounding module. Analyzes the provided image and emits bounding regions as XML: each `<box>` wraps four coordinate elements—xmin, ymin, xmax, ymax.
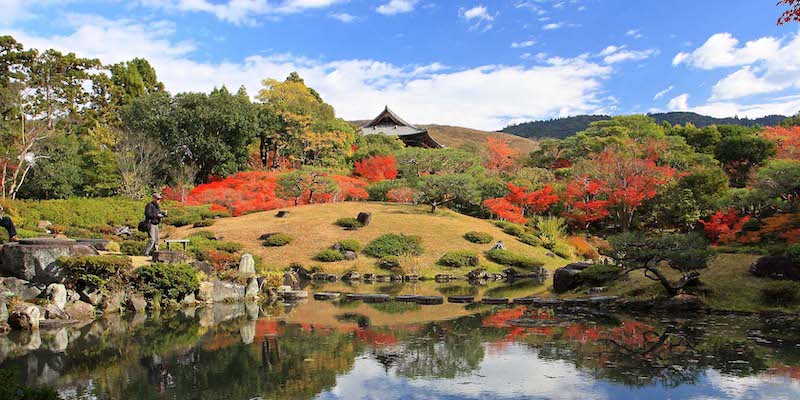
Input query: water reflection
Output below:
<box><xmin>1</xmin><ymin>281</ymin><xmax>799</xmax><ymax>400</ymax></box>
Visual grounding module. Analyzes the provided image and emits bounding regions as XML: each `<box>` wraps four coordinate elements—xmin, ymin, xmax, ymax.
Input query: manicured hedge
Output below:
<box><xmin>464</xmin><ymin>231</ymin><xmax>493</xmax><ymax>244</ymax></box>
<box><xmin>136</xmin><ymin>263</ymin><xmax>199</xmax><ymax>300</ymax></box>
<box><xmin>263</xmin><ymin>233</ymin><xmax>292</xmax><ymax>247</ymax></box>
<box><xmin>59</xmin><ymin>255</ymin><xmax>133</xmax><ymax>289</ymax></box>
<box><xmin>438</xmin><ymin>250</ymin><xmax>480</xmax><ymax>268</ymax></box>
<box><xmin>334</xmin><ymin>217</ymin><xmax>363</xmax><ymax>229</ymax></box>
<box><xmin>578</xmin><ymin>265</ymin><xmax>622</xmax><ymax>285</ymax></box>
<box><xmin>485</xmin><ymin>249</ymin><xmax>543</xmax><ymax>269</ymax></box>
<box><xmin>336</xmin><ymin>239</ymin><xmax>362</xmax><ymax>252</ymax></box>
<box><xmin>363</xmin><ymin>234</ymin><xmax>423</xmax><ymax>258</ymax></box>
<box><xmin>316</xmin><ymin>249</ymin><xmax>346</xmax><ymax>262</ymax></box>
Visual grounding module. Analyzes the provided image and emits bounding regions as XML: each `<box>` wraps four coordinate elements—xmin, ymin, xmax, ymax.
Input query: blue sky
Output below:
<box><xmin>3</xmin><ymin>0</ymin><xmax>800</xmax><ymax>130</ymax></box>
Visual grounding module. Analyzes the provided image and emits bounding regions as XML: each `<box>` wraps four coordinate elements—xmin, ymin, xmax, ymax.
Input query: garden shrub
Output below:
<box><xmin>334</xmin><ymin>217</ymin><xmax>363</xmax><ymax>229</ymax></box>
<box><xmin>164</xmin><ymin>214</ymin><xmax>201</xmax><ymax>227</ymax></box>
<box><xmin>518</xmin><ymin>233</ymin><xmax>543</xmax><ymax>247</ymax></box>
<box><xmin>2</xmin><ymin>197</ymin><xmax>141</xmax><ymax>230</ymax></box>
<box><xmin>336</xmin><ymin>239</ymin><xmax>362</xmax><ymax>252</ymax></box>
<box><xmin>214</xmin><ymin>241</ymin><xmax>244</xmax><ymax>253</ymax></box>
<box><xmin>578</xmin><ymin>264</ymin><xmax>622</xmax><ymax>285</ymax></box>
<box><xmin>105</xmin><ymin>241</ymin><xmax>121</xmax><ymax>253</ymax></box>
<box><xmin>193</xmin><ymin>219</ymin><xmax>216</xmax><ymax>228</ymax></box>
<box><xmin>741</xmin><ymin>218</ymin><xmax>762</xmax><ymax>232</ymax></box>
<box><xmin>552</xmin><ymin>242</ymin><xmax>574</xmax><ymax>259</ymax></box>
<box><xmin>760</xmin><ymin>281</ymin><xmax>800</xmax><ymax>306</ymax></box>
<box><xmin>136</xmin><ymin>263</ymin><xmax>199</xmax><ymax>300</ymax></box>
<box><xmin>120</xmin><ymin>241</ymin><xmax>146</xmax><ymax>256</ymax></box>
<box><xmin>188</xmin><ymin>230</ymin><xmax>217</xmax><ymax>240</ymax></box>
<box><xmin>464</xmin><ymin>231</ymin><xmax>493</xmax><ymax>244</ymax></box>
<box><xmin>786</xmin><ymin>243</ymin><xmax>800</xmax><ymax>265</ymax></box>
<box><xmin>64</xmin><ymin>226</ymin><xmax>100</xmax><ymax>238</ymax></box>
<box><xmin>438</xmin><ymin>250</ymin><xmax>480</xmax><ymax>268</ymax></box>
<box><xmin>263</xmin><ymin>233</ymin><xmax>293</xmax><ymax>247</ymax></box>
<box><xmin>533</xmin><ymin>216</ymin><xmax>567</xmax><ymax>241</ymax></box>
<box><xmin>363</xmin><ymin>234</ymin><xmax>423</xmax><ymax>258</ymax></box>
<box><xmin>496</xmin><ymin>221</ymin><xmax>526</xmax><ymax>237</ymax></box>
<box><xmin>485</xmin><ymin>249</ymin><xmax>543</xmax><ymax>269</ymax></box>
<box><xmin>316</xmin><ymin>249</ymin><xmax>346</xmax><ymax>262</ymax></box>
<box><xmin>59</xmin><ymin>255</ymin><xmax>133</xmax><ymax>289</ymax></box>
<box><xmin>377</xmin><ymin>256</ymin><xmax>402</xmax><ymax>272</ymax></box>
<box><xmin>566</xmin><ymin>236</ymin><xmax>599</xmax><ymax>260</ymax></box>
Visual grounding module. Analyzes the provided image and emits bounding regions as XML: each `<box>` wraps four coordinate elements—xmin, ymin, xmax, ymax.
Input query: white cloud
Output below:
<box><xmin>9</xmin><ymin>15</ymin><xmax>615</xmax><ymax>130</ymax></box>
<box><xmin>511</xmin><ymin>40</ymin><xmax>536</xmax><ymax>48</ymax></box>
<box><xmin>603</xmin><ymin>49</ymin><xmax>658</xmax><ymax>64</ymax></box>
<box><xmin>625</xmin><ymin>29</ymin><xmax>643</xmax><ymax>39</ymax></box>
<box><xmin>0</xmin><ymin>0</ymin><xmax>76</xmax><ymax>25</ymax></box>
<box><xmin>672</xmin><ymin>32</ymin><xmax>781</xmax><ymax>69</ymax></box>
<box><xmin>330</xmin><ymin>12</ymin><xmax>356</xmax><ymax>23</ymax></box>
<box><xmin>460</xmin><ymin>5</ymin><xmax>495</xmax><ymax>31</ymax></box>
<box><xmin>599</xmin><ymin>45</ymin><xmax>623</xmax><ymax>56</ymax></box>
<box><xmin>653</xmin><ymin>85</ymin><xmax>674</xmax><ymax>100</ymax></box>
<box><xmin>543</xmin><ymin>22</ymin><xmax>563</xmax><ymax>30</ymax></box>
<box><xmin>135</xmin><ymin>0</ymin><xmax>348</xmax><ymax>24</ymax></box>
<box><xmin>376</xmin><ymin>0</ymin><xmax>418</xmax><ymax>15</ymax></box>
<box><xmin>668</xmin><ymin>93</ymin><xmax>690</xmax><ymax>111</ymax></box>
<box><xmin>710</xmin><ymin>66</ymin><xmax>786</xmax><ymax>100</ymax></box>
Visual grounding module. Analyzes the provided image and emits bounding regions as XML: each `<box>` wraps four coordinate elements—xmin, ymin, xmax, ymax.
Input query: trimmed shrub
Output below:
<box><xmin>193</xmin><ymin>219</ymin><xmax>216</xmax><ymax>228</ymax></box>
<box><xmin>336</xmin><ymin>239</ymin><xmax>362</xmax><ymax>252</ymax></box>
<box><xmin>496</xmin><ymin>221</ymin><xmax>526</xmax><ymax>237</ymax></box>
<box><xmin>136</xmin><ymin>263</ymin><xmax>200</xmax><ymax>300</ymax></box>
<box><xmin>334</xmin><ymin>217</ymin><xmax>363</xmax><ymax>229</ymax></box>
<box><xmin>578</xmin><ymin>265</ymin><xmax>622</xmax><ymax>285</ymax></box>
<box><xmin>377</xmin><ymin>256</ymin><xmax>402</xmax><ymax>272</ymax></box>
<box><xmin>188</xmin><ymin>230</ymin><xmax>217</xmax><ymax>240</ymax></box>
<box><xmin>518</xmin><ymin>233</ymin><xmax>543</xmax><ymax>247</ymax></box>
<box><xmin>105</xmin><ymin>241</ymin><xmax>121</xmax><ymax>253</ymax></box>
<box><xmin>533</xmin><ymin>216</ymin><xmax>567</xmax><ymax>241</ymax></box>
<box><xmin>464</xmin><ymin>231</ymin><xmax>493</xmax><ymax>244</ymax></box>
<box><xmin>316</xmin><ymin>249</ymin><xmax>346</xmax><ymax>262</ymax></box>
<box><xmin>552</xmin><ymin>242</ymin><xmax>574</xmax><ymax>259</ymax></box>
<box><xmin>438</xmin><ymin>250</ymin><xmax>480</xmax><ymax>268</ymax></box>
<box><xmin>263</xmin><ymin>233</ymin><xmax>293</xmax><ymax>247</ymax></box>
<box><xmin>485</xmin><ymin>249</ymin><xmax>543</xmax><ymax>270</ymax></box>
<box><xmin>120</xmin><ymin>241</ymin><xmax>146</xmax><ymax>256</ymax></box>
<box><xmin>786</xmin><ymin>243</ymin><xmax>800</xmax><ymax>265</ymax></box>
<box><xmin>363</xmin><ymin>234</ymin><xmax>424</xmax><ymax>258</ymax></box>
<box><xmin>59</xmin><ymin>255</ymin><xmax>133</xmax><ymax>289</ymax></box>
<box><xmin>761</xmin><ymin>281</ymin><xmax>800</xmax><ymax>306</ymax></box>
<box><xmin>215</xmin><ymin>241</ymin><xmax>244</xmax><ymax>253</ymax></box>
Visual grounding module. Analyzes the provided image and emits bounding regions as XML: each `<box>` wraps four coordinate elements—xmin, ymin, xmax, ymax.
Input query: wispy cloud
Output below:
<box><xmin>460</xmin><ymin>5</ymin><xmax>496</xmax><ymax>31</ymax></box>
<box><xmin>653</xmin><ymin>85</ymin><xmax>674</xmax><ymax>100</ymax></box>
<box><xmin>511</xmin><ymin>40</ymin><xmax>536</xmax><ymax>48</ymax></box>
<box><xmin>376</xmin><ymin>0</ymin><xmax>419</xmax><ymax>15</ymax></box>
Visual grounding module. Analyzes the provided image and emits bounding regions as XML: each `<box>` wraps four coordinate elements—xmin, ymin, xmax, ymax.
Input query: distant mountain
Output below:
<box><xmin>501</xmin><ymin>112</ymin><xmax>789</xmax><ymax>140</ymax></box>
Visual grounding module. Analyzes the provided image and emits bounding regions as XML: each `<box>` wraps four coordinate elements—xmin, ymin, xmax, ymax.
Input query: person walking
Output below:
<box><xmin>143</xmin><ymin>193</ymin><xmax>167</xmax><ymax>256</ymax></box>
<box><xmin>0</xmin><ymin>205</ymin><xmax>20</xmax><ymax>242</ymax></box>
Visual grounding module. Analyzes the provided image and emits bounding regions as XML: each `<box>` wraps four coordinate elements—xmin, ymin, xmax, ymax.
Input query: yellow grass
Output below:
<box><xmin>423</xmin><ymin>124</ymin><xmax>539</xmax><ymax>154</ymax></box>
<box><xmin>175</xmin><ymin>202</ymin><xmax>569</xmax><ymax>277</ymax></box>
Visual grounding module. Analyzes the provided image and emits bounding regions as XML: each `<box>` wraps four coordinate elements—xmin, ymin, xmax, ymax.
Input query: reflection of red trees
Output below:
<box><xmin>773</xmin><ymin>363</ymin><xmax>800</xmax><ymax>381</ymax></box>
<box><xmin>355</xmin><ymin>328</ymin><xmax>398</xmax><ymax>347</ymax></box>
<box><xmin>482</xmin><ymin>306</ymin><xmax>527</xmax><ymax>328</ymax></box>
<box><xmin>255</xmin><ymin>320</ymin><xmax>284</xmax><ymax>337</ymax></box>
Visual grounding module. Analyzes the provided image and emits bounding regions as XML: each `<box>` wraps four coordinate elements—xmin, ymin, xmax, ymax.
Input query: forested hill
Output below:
<box><xmin>502</xmin><ymin>112</ymin><xmax>789</xmax><ymax>139</ymax></box>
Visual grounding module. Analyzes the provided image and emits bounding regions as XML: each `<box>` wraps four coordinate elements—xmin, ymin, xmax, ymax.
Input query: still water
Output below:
<box><xmin>2</xmin><ymin>280</ymin><xmax>800</xmax><ymax>400</ymax></box>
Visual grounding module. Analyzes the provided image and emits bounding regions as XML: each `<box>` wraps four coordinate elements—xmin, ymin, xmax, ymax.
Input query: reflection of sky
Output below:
<box><xmin>314</xmin><ymin>344</ymin><xmax>800</xmax><ymax>400</ymax></box>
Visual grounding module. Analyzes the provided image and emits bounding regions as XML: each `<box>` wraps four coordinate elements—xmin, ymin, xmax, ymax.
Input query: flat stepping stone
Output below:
<box><xmin>563</xmin><ymin>298</ymin><xmax>590</xmax><ymax>306</ymax></box>
<box><xmin>415</xmin><ymin>296</ymin><xmax>444</xmax><ymax>305</ymax></box>
<box><xmin>394</xmin><ymin>295</ymin><xmax>419</xmax><ymax>302</ymax></box>
<box><xmin>481</xmin><ymin>298</ymin><xmax>509</xmax><ymax>305</ymax></box>
<box><xmin>589</xmin><ymin>296</ymin><xmax>619</xmax><ymax>304</ymax></box>
<box><xmin>447</xmin><ymin>296</ymin><xmax>474</xmax><ymax>304</ymax></box>
<box><xmin>362</xmin><ymin>294</ymin><xmax>391</xmax><ymax>303</ymax></box>
<box><xmin>279</xmin><ymin>290</ymin><xmax>308</xmax><ymax>299</ymax></box>
<box><xmin>514</xmin><ymin>298</ymin><xmax>562</xmax><ymax>306</ymax></box>
<box><xmin>345</xmin><ymin>293</ymin><xmax>367</xmax><ymax>301</ymax></box>
<box><xmin>513</xmin><ymin>297</ymin><xmax>539</xmax><ymax>305</ymax></box>
<box><xmin>313</xmin><ymin>292</ymin><xmax>341</xmax><ymax>300</ymax></box>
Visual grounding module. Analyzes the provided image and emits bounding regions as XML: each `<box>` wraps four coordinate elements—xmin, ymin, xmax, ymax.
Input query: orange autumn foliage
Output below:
<box><xmin>760</xmin><ymin>126</ymin><xmax>800</xmax><ymax>160</ymax></box>
<box><xmin>485</xmin><ymin>137</ymin><xmax>518</xmax><ymax>172</ymax></box>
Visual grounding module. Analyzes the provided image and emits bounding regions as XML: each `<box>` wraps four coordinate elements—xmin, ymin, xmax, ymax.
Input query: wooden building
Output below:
<box><xmin>362</xmin><ymin>106</ymin><xmax>444</xmax><ymax>148</ymax></box>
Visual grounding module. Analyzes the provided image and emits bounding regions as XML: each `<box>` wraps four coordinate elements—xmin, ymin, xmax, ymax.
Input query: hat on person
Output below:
<box><xmin>152</xmin><ymin>193</ymin><xmax>163</xmax><ymax>199</ymax></box>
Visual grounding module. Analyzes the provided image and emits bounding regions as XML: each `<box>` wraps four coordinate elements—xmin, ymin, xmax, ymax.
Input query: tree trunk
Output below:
<box><xmin>430</xmin><ymin>202</ymin><xmax>437</xmax><ymax>213</ymax></box>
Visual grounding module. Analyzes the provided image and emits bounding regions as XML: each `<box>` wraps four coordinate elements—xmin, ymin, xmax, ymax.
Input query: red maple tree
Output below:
<box><xmin>760</xmin><ymin>126</ymin><xmax>800</xmax><ymax>160</ymax></box>
<box><xmin>483</xmin><ymin>197</ymin><xmax>526</xmax><ymax>223</ymax></box>
<box><xmin>354</xmin><ymin>154</ymin><xmax>398</xmax><ymax>182</ymax></box>
<box><xmin>778</xmin><ymin>0</ymin><xmax>800</xmax><ymax>25</ymax></box>
<box><xmin>485</xmin><ymin>137</ymin><xmax>518</xmax><ymax>172</ymax></box>
<box><xmin>562</xmin><ymin>175</ymin><xmax>610</xmax><ymax>228</ymax></box>
<box><xmin>699</xmin><ymin>209</ymin><xmax>751</xmax><ymax>245</ymax></box>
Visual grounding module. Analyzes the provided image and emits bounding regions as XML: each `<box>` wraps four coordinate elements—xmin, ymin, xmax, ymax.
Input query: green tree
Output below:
<box><xmin>417</xmin><ymin>173</ymin><xmax>480</xmax><ymax>213</ymax></box>
<box><xmin>17</xmin><ymin>133</ymin><xmax>83</xmax><ymax>199</ymax></box>
<box><xmin>714</xmin><ymin>134</ymin><xmax>777</xmax><ymax>187</ymax></box>
<box><xmin>755</xmin><ymin>159</ymin><xmax>800</xmax><ymax>211</ymax></box>
<box><xmin>678</xmin><ymin>167</ymin><xmax>729</xmax><ymax>217</ymax></box>
<box><xmin>278</xmin><ymin>167</ymin><xmax>339</xmax><ymax>205</ymax></box>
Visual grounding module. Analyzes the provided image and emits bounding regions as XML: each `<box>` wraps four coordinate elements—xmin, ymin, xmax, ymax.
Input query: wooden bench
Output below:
<box><xmin>164</xmin><ymin>239</ymin><xmax>190</xmax><ymax>251</ymax></box>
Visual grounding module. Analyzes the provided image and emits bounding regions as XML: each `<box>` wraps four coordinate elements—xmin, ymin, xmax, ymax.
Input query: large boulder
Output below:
<box><xmin>9</xmin><ymin>303</ymin><xmax>40</xmax><ymax>330</ymax></box>
<box><xmin>357</xmin><ymin>212</ymin><xmax>372</xmax><ymax>226</ymax></box>
<box><xmin>152</xmin><ymin>251</ymin><xmax>188</xmax><ymax>264</ymax></box>
<box><xmin>212</xmin><ymin>280</ymin><xmax>245</xmax><ymax>303</ymax></box>
<box><xmin>289</xmin><ymin>265</ymin><xmax>312</xmax><ymax>281</ymax></box>
<box><xmin>45</xmin><ymin>284</ymin><xmax>67</xmax><ymax>310</ymax></box>
<box><xmin>659</xmin><ymin>294</ymin><xmax>705</xmax><ymax>312</ymax></box>
<box><xmin>196</xmin><ymin>281</ymin><xmax>214</xmax><ymax>303</ymax></box>
<box><xmin>75</xmin><ymin>239</ymin><xmax>113</xmax><ymax>251</ymax></box>
<box><xmin>101</xmin><ymin>290</ymin><xmax>127</xmax><ymax>314</ymax></box>
<box><xmin>0</xmin><ymin>277</ymin><xmax>42</xmax><ymax>300</ymax></box>
<box><xmin>553</xmin><ymin>263</ymin><xmax>592</xmax><ymax>293</ymax></box>
<box><xmin>64</xmin><ymin>301</ymin><xmax>95</xmax><ymax>320</ymax></box>
<box><xmin>245</xmin><ymin>279</ymin><xmax>260</xmax><ymax>299</ymax></box>
<box><xmin>126</xmin><ymin>294</ymin><xmax>148</xmax><ymax>313</ymax></box>
<box><xmin>38</xmin><ymin>303</ymin><xmax>68</xmax><ymax>320</ymax></box>
<box><xmin>750</xmin><ymin>256</ymin><xmax>800</xmax><ymax>281</ymax></box>
<box><xmin>0</xmin><ymin>297</ymin><xmax>7</xmax><ymax>323</ymax></box>
<box><xmin>190</xmin><ymin>261</ymin><xmax>214</xmax><ymax>275</ymax></box>
<box><xmin>239</xmin><ymin>254</ymin><xmax>255</xmax><ymax>277</ymax></box>
<box><xmin>0</xmin><ymin>239</ymin><xmax>99</xmax><ymax>283</ymax></box>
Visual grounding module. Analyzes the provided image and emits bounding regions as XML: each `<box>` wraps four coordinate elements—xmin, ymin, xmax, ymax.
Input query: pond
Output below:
<box><xmin>2</xmin><ymin>280</ymin><xmax>800</xmax><ymax>400</ymax></box>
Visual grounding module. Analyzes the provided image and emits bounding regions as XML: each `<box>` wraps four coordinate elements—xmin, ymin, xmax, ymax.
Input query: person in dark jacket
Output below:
<box><xmin>0</xmin><ymin>205</ymin><xmax>19</xmax><ymax>242</ymax></box>
<box><xmin>143</xmin><ymin>193</ymin><xmax>167</xmax><ymax>256</ymax></box>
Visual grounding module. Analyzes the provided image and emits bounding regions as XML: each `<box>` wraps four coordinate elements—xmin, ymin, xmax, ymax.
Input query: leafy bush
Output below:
<box><xmin>263</xmin><ymin>233</ymin><xmax>292</xmax><ymax>247</ymax></box>
<box><xmin>334</xmin><ymin>217</ymin><xmax>363</xmax><ymax>229</ymax></box>
<box><xmin>485</xmin><ymin>249</ymin><xmax>543</xmax><ymax>269</ymax></box>
<box><xmin>193</xmin><ymin>219</ymin><xmax>216</xmax><ymax>228</ymax></box>
<box><xmin>438</xmin><ymin>250</ymin><xmax>480</xmax><ymax>268</ymax></box>
<box><xmin>377</xmin><ymin>256</ymin><xmax>402</xmax><ymax>272</ymax></box>
<box><xmin>214</xmin><ymin>241</ymin><xmax>244</xmax><ymax>253</ymax></box>
<box><xmin>578</xmin><ymin>264</ymin><xmax>622</xmax><ymax>285</ymax></box>
<box><xmin>363</xmin><ymin>234</ymin><xmax>424</xmax><ymax>258</ymax></box>
<box><xmin>120</xmin><ymin>241</ymin><xmax>146</xmax><ymax>256</ymax></box>
<box><xmin>761</xmin><ymin>281</ymin><xmax>800</xmax><ymax>306</ymax></box>
<box><xmin>163</xmin><ymin>203</ymin><xmax>226</xmax><ymax>227</ymax></box>
<box><xmin>105</xmin><ymin>241</ymin><xmax>121</xmax><ymax>253</ymax></box>
<box><xmin>316</xmin><ymin>249</ymin><xmax>346</xmax><ymax>262</ymax></box>
<box><xmin>552</xmin><ymin>242</ymin><xmax>574</xmax><ymax>259</ymax></box>
<box><xmin>566</xmin><ymin>236</ymin><xmax>599</xmax><ymax>260</ymax></box>
<box><xmin>59</xmin><ymin>255</ymin><xmax>133</xmax><ymax>289</ymax></box>
<box><xmin>136</xmin><ymin>263</ymin><xmax>199</xmax><ymax>300</ymax></box>
<box><xmin>464</xmin><ymin>231</ymin><xmax>493</xmax><ymax>244</ymax></box>
<box><xmin>518</xmin><ymin>233</ymin><xmax>543</xmax><ymax>247</ymax></box>
<box><xmin>164</xmin><ymin>214</ymin><xmax>201</xmax><ymax>227</ymax></box>
<box><xmin>188</xmin><ymin>230</ymin><xmax>217</xmax><ymax>240</ymax></box>
<box><xmin>2</xmin><ymin>197</ymin><xmax>142</xmax><ymax>230</ymax></box>
<box><xmin>336</xmin><ymin>239</ymin><xmax>362</xmax><ymax>252</ymax></box>
<box><xmin>786</xmin><ymin>244</ymin><xmax>800</xmax><ymax>265</ymax></box>
<box><xmin>533</xmin><ymin>216</ymin><xmax>567</xmax><ymax>241</ymax></box>
<box><xmin>495</xmin><ymin>221</ymin><xmax>526</xmax><ymax>237</ymax></box>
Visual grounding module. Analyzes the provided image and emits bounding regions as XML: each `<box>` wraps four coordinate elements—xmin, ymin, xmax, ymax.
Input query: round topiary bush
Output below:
<box><xmin>316</xmin><ymin>249</ymin><xmax>346</xmax><ymax>262</ymax></box>
<box><xmin>336</xmin><ymin>239</ymin><xmax>363</xmax><ymax>252</ymax></box>
<box><xmin>438</xmin><ymin>250</ymin><xmax>480</xmax><ymax>268</ymax></box>
<box><xmin>578</xmin><ymin>264</ymin><xmax>622</xmax><ymax>285</ymax></box>
<box><xmin>335</xmin><ymin>218</ymin><xmax>363</xmax><ymax>229</ymax></box>
<box><xmin>464</xmin><ymin>231</ymin><xmax>493</xmax><ymax>244</ymax></box>
<box><xmin>193</xmin><ymin>219</ymin><xmax>216</xmax><ymax>228</ymax></box>
<box><xmin>363</xmin><ymin>234</ymin><xmax>423</xmax><ymax>258</ymax></box>
<box><xmin>485</xmin><ymin>249</ymin><xmax>543</xmax><ymax>270</ymax></box>
<box><xmin>263</xmin><ymin>233</ymin><xmax>292</xmax><ymax>247</ymax></box>
<box><xmin>120</xmin><ymin>240</ymin><xmax>146</xmax><ymax>256</ymax></box>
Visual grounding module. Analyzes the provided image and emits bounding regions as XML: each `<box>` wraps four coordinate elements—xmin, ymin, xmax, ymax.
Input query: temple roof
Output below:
<box><xmin>362</xmin><ymin>106</ymin><xmax>428</xmax><ymax>137</ymax></box>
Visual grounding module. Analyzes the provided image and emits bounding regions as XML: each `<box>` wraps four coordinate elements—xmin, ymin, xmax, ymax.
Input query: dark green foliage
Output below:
<box><xmin>336</xmin><ymin>239</ymin><xmax>362</xmax><ymax>252</ymax></box>
<box><xmin>786</xmin><ymin>244</ymin><xmax>800</xmax><ymax>265</ymax></box>
<box><xmin>438</xmin><ymin>250</ymin><xmax>480</xmax><ymax>268</ymax></box>
<box><xmin>369</xmin><ymin>301</ymin><xmax>421</xmax><ymax>314</ymax></box>
<box><xmin>334</xmin><ymin>217</ymin><xmax>363</xmax><ymax>229</ymax></box>
<box><xmin>501</xmin><ymin>223</ymin><xmax>526</xmax><ymax>237</ymax></box>
<box><xmin>136</xmin><ymin>263</ymin><xmax>199</xmax><ymax>300</ymax></box>
<box><xmin>485</xmin><ymin>249</ymin><xmax>543</xmax><ymax>269</ymax></box>
<box><xmin>120</xmin><ymin>241</ymin><xmax>146</xmax><ymax>256</ymax></box>
<box><xmin>3</xmin><ymin>198</ymin><xmax>142</xmax><ymax>230</ymax></box>
<box><xmin>18</xmin><ymin>134</ymin><xmax>84</xmax><ymax>199</ymax></box>
<box><xmin>609</xmin><ymin>232</ymin><xmax>713</xmax><ymax>274</ymax></box>
<box><xmin>464</xmin><ymin>231</ymin><xmax>493</xmax><ymax>244</ymax></box>
<box><xmin>578</xmin><ymin>264</ymin><xmax>622</xmax><ymax>285</ymax></box>
<box><xmin>363</xmin><ymin>234</ymin><xmax>423</xmax><ymax>258</ymax></box>
<box><xmin>315</xmin><ymin>249</ymin><xmax>346</xmax><ymax>262</ymax></box>
<box><xmin>193</xmin><ymin>219</ymin><xmax>216</xmax><ymax>228</ymax></box>
<box><xmin>518</xmin><ymin>233</ymin><xmax>543</xmax><ymax>247</ymax></box>
<box><xmin>187</xmin><ymin>230</ymin><xmax>217</xmax><ymax>240</ymax></box>
<box><xmin>263</xmin><ymin>233</ymin><xmax>292</xmax><ymax>247</ymax></box>
<box><xmin>214</xmin><ymin>241</ymin><xmax>244</xmax><ymax>253</ymax></box>
<box><xmin>377</xmin><ymin>256</ymin><xmax>402</xmax><ymax>272</ymax></box>
<box><xmin>760</xmin><ymin>281</ymin><xmax>800</xmax><ymax>306</ymax></box>
<box><xmin>59</xmin><ymin>255</ymin><xmax>133</xmax><ymax>289</ymax></box>
<box><xmin>0</xmin><ymin>367</ymin><xmax>59</xmax><ymax>400</ymax></box>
